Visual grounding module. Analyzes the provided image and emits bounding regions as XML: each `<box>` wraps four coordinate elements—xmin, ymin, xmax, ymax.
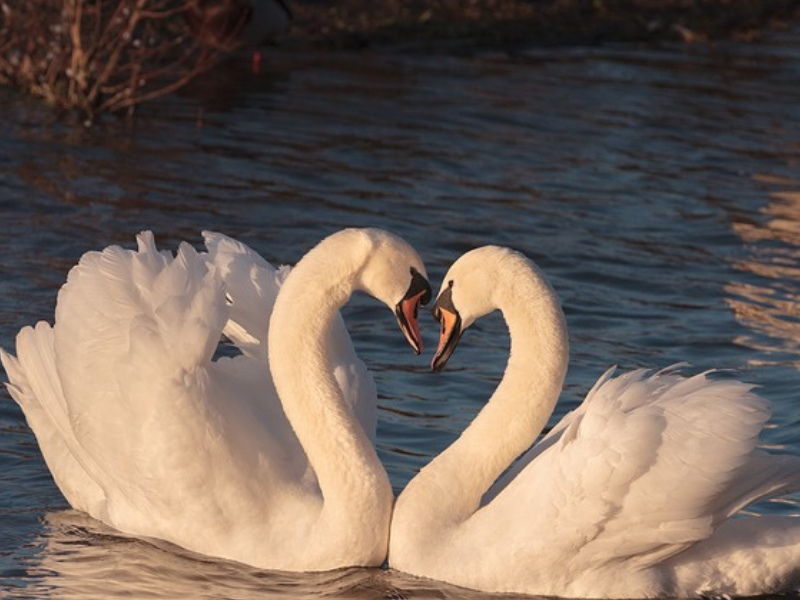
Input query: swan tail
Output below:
<box><xmin>670</xmin><ymin>516</ymin><xmax>800</xmax><ymax>597</ymax></box>
<box><xmin>202</xmin><ymin>231</ymin><xmax>289</xmax><ymax>359</ymax></box>
<box><xmin>1</xmin><ymin>323</ymin><xmax>106</xmax><ymax>516</ymax></box>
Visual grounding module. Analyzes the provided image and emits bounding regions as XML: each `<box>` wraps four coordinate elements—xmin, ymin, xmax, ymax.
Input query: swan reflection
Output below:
<box><xmin>727</xmin><ymin>176</ymin><xmax>800</xmax><ymax>366</ymax></box>
<box><xmin>23</xmin><ymin>510</ymin><xmax>519</xmax><ymax>600</ymax></box>
<box><xmin>20</xmin><ymin>510</ymin><xmax>379</xmax><ymax>599</ymax></box>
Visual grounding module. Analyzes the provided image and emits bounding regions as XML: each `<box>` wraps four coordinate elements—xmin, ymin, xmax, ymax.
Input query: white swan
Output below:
<box><xmin>389</xmin><ymin>245</ymin><xmax>800</xmax><ymax>598</ymax></box>
<box><xmin>1</xmin><ymin>228</ymin><xmax>431</xmax><ymax>571</ymax></box>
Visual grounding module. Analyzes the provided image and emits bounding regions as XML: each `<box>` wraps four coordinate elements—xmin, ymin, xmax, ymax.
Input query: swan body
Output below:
<box><xmin>2</xmin><ymin>228</ymin><xmax>430</xmax><ymax>571</ymax></box>
<box><xmin>389</xmin><ymin>245</ymin><xmax>800</xmax><ymax>598</ymax></box>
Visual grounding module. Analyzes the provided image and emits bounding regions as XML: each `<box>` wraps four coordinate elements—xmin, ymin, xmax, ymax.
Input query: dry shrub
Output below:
<box><xmin>0</xmin><ymin>0</ymin><xmax>223</xmax><ymax>120</ymax></box>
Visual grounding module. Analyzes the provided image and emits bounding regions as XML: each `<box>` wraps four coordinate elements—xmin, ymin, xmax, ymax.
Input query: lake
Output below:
<box><xmin>2</xmin><ymin>29</ymin><xmax>800</xmax><ymax>599</ymax></box>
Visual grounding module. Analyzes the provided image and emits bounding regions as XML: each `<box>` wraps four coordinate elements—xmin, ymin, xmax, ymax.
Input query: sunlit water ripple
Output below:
<box><xmin>2</xmin><ymin>29</ymin><xmax>800</xmax><ymax>599</ymax></box>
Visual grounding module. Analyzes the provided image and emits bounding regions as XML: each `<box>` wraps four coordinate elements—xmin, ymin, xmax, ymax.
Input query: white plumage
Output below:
<box><xmin>390</xmin><ymin>245</ymin><xmax>800</xmax><ymax>598</ymax></box>
<box><xmin>2</xmin><ymin>228</ymin><xmax>428</xmax><ymax>571</ymax></box>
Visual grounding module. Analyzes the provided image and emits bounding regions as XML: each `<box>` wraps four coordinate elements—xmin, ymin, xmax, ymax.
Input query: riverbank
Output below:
<box><xmin>2</xmin><ymin>0</ymin><xmax>798</xmax><ymax>120</ymax></box>
<box><xmin>287</xmin><ymin>0</ymin><xmax>800</xmax><ymax>49</ymax></box>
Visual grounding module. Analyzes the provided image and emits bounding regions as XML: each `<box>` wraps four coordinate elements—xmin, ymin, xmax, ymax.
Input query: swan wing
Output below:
<box><xmin>202</xmin><ymin>231</ymin><xmax>288</xmax><ymax>359</ymax></box>
<box><xmin>327</xmin><ymin>325</ymin><xmax>378</xmax><ymax>443</ymax></box>
<box><xmin>475</xmin><ymin>368</ymin><xmax>800</xmax><ymax>575</ymax></box>
<box><xmin>202</xmin><ymin>231</ymin><xmax>377</xmax><ymax>441</ymax></box>
<box><xmin>2</xmin><ymin>231</ymin><xmax>386</xmax><ymax>569</ymax></box>
<box><xmin>38</xmin><ymin>233</ymin><xmax>309</xmax><ymax>537</ymax></box>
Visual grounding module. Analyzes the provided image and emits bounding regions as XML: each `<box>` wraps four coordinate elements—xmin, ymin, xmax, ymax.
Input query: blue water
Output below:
<box><xmin>2</xmin><ymin>29</ymin><xmax>800</xmax><ymax>599</ymax></box>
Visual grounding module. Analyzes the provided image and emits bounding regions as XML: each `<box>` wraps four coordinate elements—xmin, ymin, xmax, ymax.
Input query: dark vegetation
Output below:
<box><xmin>1</xmin><ymin>0</ymin><xmax>799</xmax><ymax>120</ymax></box>
<box><xmin>289</xmin><ymin>0</ymin><xmax>800</xmax><ymax>47</ymax></box>
<box><xmin>0</xmin><ymin>0</ymin><xmax>221</xmax><ymax>119</ymax></box>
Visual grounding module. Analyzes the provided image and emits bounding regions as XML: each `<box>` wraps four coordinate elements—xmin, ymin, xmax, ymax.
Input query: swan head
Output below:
<box><xmin>431</xmin><ymin>246</ymin><xmax>532</xmax><ymax>371</ymax></box>
<box><xmin>349</xmin><ymin>229</ymin><xmax>432</xmax><ymax>355</ymax></box>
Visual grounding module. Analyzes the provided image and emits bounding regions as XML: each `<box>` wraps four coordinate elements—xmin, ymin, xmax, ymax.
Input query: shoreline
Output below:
<box><xmin>286</xmin><ymin>0</ymin><xmax>800</xmax><ymax>50</ymax></box>
<box><xmin>3</xmin><ymin>0</ymin><xmax>798</xmax><ymax>119</ymax></box>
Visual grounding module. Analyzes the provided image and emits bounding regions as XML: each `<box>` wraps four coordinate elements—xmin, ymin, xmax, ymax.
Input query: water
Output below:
<box><xmin>2</xmin><ymin>29</ymin><xmax>800</xmax><ymax>598</ymax></box>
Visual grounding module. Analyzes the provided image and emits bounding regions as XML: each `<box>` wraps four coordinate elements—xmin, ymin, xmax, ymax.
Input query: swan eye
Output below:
<box><xmin>448</xmin><ymin>280</ymin><xmax>454</xmax><ymax>289</ymax></box>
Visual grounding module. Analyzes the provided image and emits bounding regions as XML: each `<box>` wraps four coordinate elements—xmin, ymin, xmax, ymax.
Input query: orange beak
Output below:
<box><xmin>395</xmin><ymin>268</ymin><xmax>431</xmax><ymax>355</ymax></box>
<box><xmin>431</xmin><ymin>305</ymin><xmax>463</xmax><ymax>372</ymax></box>
<box><xmin>396</xmin><ymin>291</ymin><xmax>427</xmax><ymax>355</ymax></box>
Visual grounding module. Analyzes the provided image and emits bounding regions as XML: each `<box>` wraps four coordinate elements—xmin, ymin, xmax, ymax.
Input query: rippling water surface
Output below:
<box><xmin>2</xmin><ymin>30</ymin><xmax>800</xmax><ymax>599</ymax></box>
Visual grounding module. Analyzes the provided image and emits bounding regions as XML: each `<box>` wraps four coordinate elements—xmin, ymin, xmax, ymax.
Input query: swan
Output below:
<box><xmin>186</xmin><ymin>0</ymin><xmax>292</xmax><ymax>52</ymax></box>
<box><xmin>389</xmin><ymin>245</ymin><xmax>800</xmax><ymax>598</ymax></box>
<box><xmin>1</xmin><ymin>228</ymin><xmax>431</xmax><ymax>571</ymax></box>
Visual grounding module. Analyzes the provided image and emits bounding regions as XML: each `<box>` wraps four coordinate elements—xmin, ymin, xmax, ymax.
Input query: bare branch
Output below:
<box><xmin>0</xmin><ymin>0</ymin><xmax>228</xmax><ymax>120</ymax></box>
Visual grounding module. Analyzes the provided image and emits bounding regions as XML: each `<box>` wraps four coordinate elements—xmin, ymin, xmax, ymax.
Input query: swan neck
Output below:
<box><xmin>267</xmin><ymin>241</ymin><xmax>390</xmax><ymax>517</ymax></box>
<box><xmin>472</xmin><ymin>284</ymin><xmax>568</xmax><ymax>498</ymax></box>
<box><xmin>397</xmin><ymin>266</ymin><xmax>568</xmax><ymax>529</ymax></box>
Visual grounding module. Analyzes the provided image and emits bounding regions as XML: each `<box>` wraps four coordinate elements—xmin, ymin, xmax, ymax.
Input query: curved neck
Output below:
<box><xmin>398</xmin><ymin>268</ymin><xmax>569</xmax><ymax>528</ymax></box>
<box><xmin>267</xmin><ymin>240</ymin><xmax>391</xmax><ymax>518</ymax></box>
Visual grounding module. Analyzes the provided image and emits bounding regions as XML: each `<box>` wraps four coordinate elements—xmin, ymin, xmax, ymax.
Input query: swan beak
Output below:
<box><xmin>395</xmin><ymin>268</ymin><xmax>432</xmax><ymax>355</ymax></box>
<box><xmin>431</xmin><ymin>305</ymin><xmax>463</xmax><ymax>372</ymax></box>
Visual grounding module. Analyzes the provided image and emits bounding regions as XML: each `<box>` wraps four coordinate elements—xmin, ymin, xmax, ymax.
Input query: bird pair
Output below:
<box><xmin>4</xmin><ymin>228</ymin><xmax>800</xmax><ymax>598</ymax></box>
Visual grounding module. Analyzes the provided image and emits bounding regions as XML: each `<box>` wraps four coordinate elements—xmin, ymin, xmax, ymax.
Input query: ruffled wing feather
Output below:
<box><xmin>471</xmin><ymin>368</ymin><xmax>800</xmax><ymax>584</ymax></box>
